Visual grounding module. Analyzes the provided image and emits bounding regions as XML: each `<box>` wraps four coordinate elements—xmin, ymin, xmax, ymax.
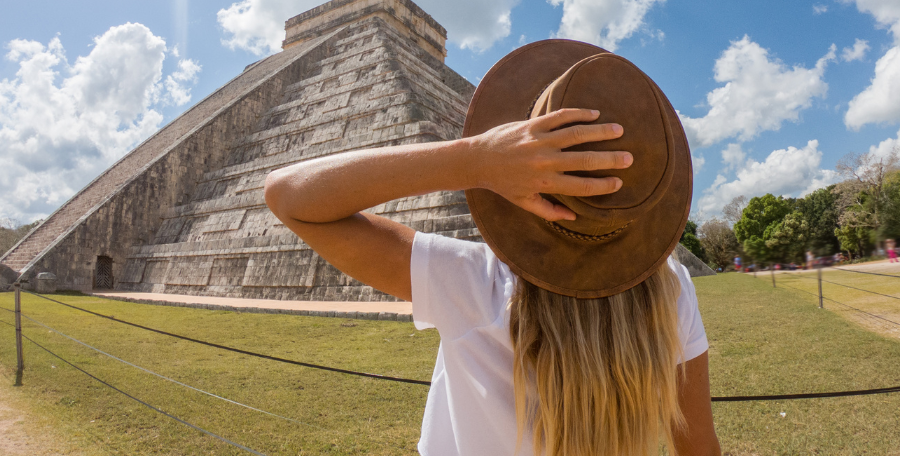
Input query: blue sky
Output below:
<box><xmin>1</xmin><ymin>0</ymin><xmax>899</xmax><ymax>224</ymax></box>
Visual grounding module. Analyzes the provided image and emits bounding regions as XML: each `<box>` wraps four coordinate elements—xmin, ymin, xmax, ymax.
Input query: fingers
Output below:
<box><xmin>553</xmin><ymin>151</ymin><xmax>633</xmax><ymax>172</ymax></box>
<box><xmin>547</xmin><ymin>175</ymin><xmax>623</xmax><ymax>197</ymax></box>
<box><xmin>534</xmin><ymin>108</ymin><xmax>601</xmax><ymax>131</ymax></box>
<box><xmin>545</xmin><ymin>122</ymin><xmax>624</xmax><ymax>149</ymax></box>
<box><xmin>516</xmin><ymin>194</ymin><xmax>577</xmax><ymax>222</ymax></box>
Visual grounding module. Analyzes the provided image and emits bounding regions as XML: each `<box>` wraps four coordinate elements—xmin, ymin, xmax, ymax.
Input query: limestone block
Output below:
<box><xmin>35</xmin><ymin>272</ymin><xmax>57</xmax><ymax>294</ymax></box>
<box><xmin>165</xmin><ymin>256</ymin><xmax>214</xmax><ymax>286</ymax></box>
<box><xmin>120</xmin><ymin>258</ymin><xmax>147</xmax><ymax>283</ymax></box>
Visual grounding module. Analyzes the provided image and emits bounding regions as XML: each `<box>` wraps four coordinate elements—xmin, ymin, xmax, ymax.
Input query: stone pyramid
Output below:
<box><xmin>1</xmin><ymin>0</ymin><xmax>479</xmax><ymax>300</ymax></box>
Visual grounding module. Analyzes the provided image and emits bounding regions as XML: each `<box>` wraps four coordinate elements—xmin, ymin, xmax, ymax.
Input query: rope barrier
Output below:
<box><xmin>820</xmin><ymin>278</ymin><xmax>900</xmax><ymax>302</ymax></box>
<box><xmin>20</xmin><ymin>290</ymin><xmax>432</xmax><ymax>386</ymax></box>
<box><xmin>831</xmin><ymin>267</ymin><xmax>900</xmax><ymax>279</ymax></box>
<box><xmin>776</xmin><ymin>282</ymin><xmax>820</xmax><ymax>299</ymax></box>
<box><xmin>2</xmin><ymin>323</ymin><xmax>266</xmax><ymax>456</ymax></box>
<box><xmin>772</xmin><ymin>275</ymin><xmax>900</xmax><ymax>328</ymax></box>
<box><xmin>0</xmin><ymin>307</ymin><xmax>321</xmax><ymax>429</ymax></box>
<box><xmin>820</xmin><ymin>295</ymin><xmax>900</xmax><ymax>328</ymax></box>
<box><xmin>710</xmin><ymin>385</ymin><xmax>900</xmax><ymax>401</ymax></box>
<box><xmin>16</xmin><ymin>290</ymin><xmax>900</xmax><ymax>403</ymax></box>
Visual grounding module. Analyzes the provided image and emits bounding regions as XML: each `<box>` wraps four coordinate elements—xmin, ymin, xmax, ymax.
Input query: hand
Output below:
<box><xmin>466</xmin><ymin>108</ymin><xmax>632</xmax><ymax>221</ymax></box>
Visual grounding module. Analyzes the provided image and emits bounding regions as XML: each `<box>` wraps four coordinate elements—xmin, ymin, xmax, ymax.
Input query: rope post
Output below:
<box><xmin>14</xmin><ymin>283</ymin><xmax>24</xmax><ymax>386</ymax></box>
<box><xmin>771</xmin><ymin>265</ymin><xmax>776</xmax><ymax>288</ymax></box>
<box><xmin>817</xmin><ymin>267</ymin><xmax>824</xmax><ymax>309</ymax></box>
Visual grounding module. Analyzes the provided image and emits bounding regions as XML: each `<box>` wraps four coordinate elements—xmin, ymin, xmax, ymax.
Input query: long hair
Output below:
<box><xmin>509</xmin><ymin>262</ymin><xmax>685</xmax><ymax>456</ymax></box>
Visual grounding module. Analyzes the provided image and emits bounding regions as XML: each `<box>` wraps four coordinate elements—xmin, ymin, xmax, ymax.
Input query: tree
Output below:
<box><xmin>834</xmin><ymin>224</ymin><xmax>873</xmax><ymax>260</ymax></box>
<box><xmin>722</xmin><ymin>195</ymin><xmax>747</xmax><ymax>226</ymax></box>
<box><xmin>834</xmin><ymin>148</ymin><xmax>900</xmax><ymax>245</ymax></box>
<box><xmin>698</xmin><ymin>218</ymin><xmax>741</xmax><ymax>271</ymax></box>
<box><xmin>680</xmin><ymin>220</ymin><xmax>707</xmax><ymax>263</ymax></box>
<box><xmin>794</xmin><ymin>186</ymin><xmax>840</xmax><ymax>255</ymax></box>
<box><xmin>876</xmin><ymin>170</ymin><xmax>900</xmax><ymax>241</ymax></box>
<box><xmin>733</xmin><ymin>194</ymin><xmax>793</xmax><ymax>262</ymax></box>
<box><xmin>765</xmin><ymin>211</ymin><xmax>808</xmax><ymax>263</ymax></box>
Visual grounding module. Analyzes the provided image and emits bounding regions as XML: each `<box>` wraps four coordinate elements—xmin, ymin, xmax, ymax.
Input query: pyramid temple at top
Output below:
<box><xmin>0</xmin><ymin>0</ymin><xmax>713</xmax><ymax>299</ymax></box>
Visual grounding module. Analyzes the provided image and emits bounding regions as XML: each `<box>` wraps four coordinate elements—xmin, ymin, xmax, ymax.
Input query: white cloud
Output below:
<box><xmin>5</xmin><ymin>39</ymin><xmax>45</xmax><ymax>61</ymax></box>
<box><xmin>841</xmin><ymin>38</ymin><xmax>870</xmax><ymax>61</ymax></box>
<box><xmin>868</xmin><ymin>128</ymin><xmax>900</xmax><ymax>159</ymax></box>
<box><xmin>425</xmin><ymin>0</ymin><xmax>519</xmax><ymax>52</ymax></box>
<box><xmin>680</xmin><ymin>36</ymin><xmax>835</xmax><ymax>148</ymax></box>
<box><xmin>845</xmin><ymin>46</ymin><xmax>900</xmax><ymax>130</ymax></box>
<box><xmin>217</xmin><ymin>0</ymin><xmax>520</xmax><ymax>55</ymax></box>
<box><xmin>842</xmin><ymin>1</ymin><xmax>900</xmax><ymax>130</ymax></box>
<box><xmin>813</xmin><ymin>4</ymin><xmax>828</xmax><ymax>14</ymax></box>
<box><xmin>691</xmin><ymin>152</ymin><xmax>705</xmax><ymax>176</ymax></box>
<box><xmin>0</xmin><ymin>24</ymin><xmax>199</xmax><ymax>222</ymax></box>
<box><xmin>218</xmin><ymin>0</ymin><xmax>312</xmax><ymax>55</ymax></box>
<box><xmin>698</xmin><ymin>140</ymin><xmax>840</xmax><ymax>215</ymax></box>
<box><xmin>846</xmin><ymin>0</ymin><xmax>900</xmax><ymax>42</ymax></box>
<box><xmin>164</xmin><ymin>59</ymin><xmax>201</xmax><ymax>106</ymax></box>
<box><xmin>721</xmin><ymin>143</ymin><xmax>745</xmax><ymax>171</ymax></box>
<box><xmin>548</xmin><ymin>0</ymin><xmax>665</xmax><ymax>52</ymax></box>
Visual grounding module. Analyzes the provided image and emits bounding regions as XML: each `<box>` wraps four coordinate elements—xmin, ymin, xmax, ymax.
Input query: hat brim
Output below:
<box><xmin>463</xmin><ymin>40</ymin><xmax>692</xmax><ymax>298</ymax></box>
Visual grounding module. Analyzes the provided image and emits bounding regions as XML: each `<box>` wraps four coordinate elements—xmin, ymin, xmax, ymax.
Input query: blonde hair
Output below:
<box><xmin>509</xmin><ymin>263</ymin><xmax>685</xmax><ymax>456</ymax></box>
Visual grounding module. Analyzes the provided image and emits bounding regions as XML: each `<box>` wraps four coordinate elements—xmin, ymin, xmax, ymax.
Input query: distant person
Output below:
<box><xmin>734</xmin><ymin>255</ymin><xmax>742</xmax><ymax>272</ymax></box>
<box><xmin>806</xmin><ymin>250</ymin><xmax>815</xmax><ymax>270</ymax></box>
<box><xmin>888</xmin><ymin>239</ymin><xmax>898</xmax><ymax>263</ymax></box>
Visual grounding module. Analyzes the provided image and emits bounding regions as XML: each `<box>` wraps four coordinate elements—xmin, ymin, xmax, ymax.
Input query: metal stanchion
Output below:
<box><xmin>14</xmin><ymin>282</ymin><xmax>24</xmax><ymax>386</ymax></box>
<box><xmin>817</xmin><ymin>267</ymin><xmax>824</xmax><ymax>309</ymax></box>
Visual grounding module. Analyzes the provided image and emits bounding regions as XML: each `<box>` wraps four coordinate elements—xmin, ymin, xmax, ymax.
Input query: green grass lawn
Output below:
<box><xmin>1</xmin><ymin>271</ymin><xmax>899</xmax><ymax>455</ymax></box>
<box><xmin>764</xmin><ymin>265</ymin><xmax>900</xmax><ymax>340</ymax></box>
<box><xmin>697</xmin><ymin>272</ymin><xmax>900</xmax><ymax>455</ymax></box>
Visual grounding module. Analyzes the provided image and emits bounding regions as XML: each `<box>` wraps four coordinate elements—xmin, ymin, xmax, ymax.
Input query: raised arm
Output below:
<box><xmin>264</xmin><ymin>109</ymin><xmax>632</xmax><ymax>300</ymax></box>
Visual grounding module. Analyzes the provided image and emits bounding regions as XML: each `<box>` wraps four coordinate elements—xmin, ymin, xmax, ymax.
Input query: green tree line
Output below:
<box><xmin>680</xmin><ymin>148</ymin><xmax>899</xmax><ymax>269</ymax></box>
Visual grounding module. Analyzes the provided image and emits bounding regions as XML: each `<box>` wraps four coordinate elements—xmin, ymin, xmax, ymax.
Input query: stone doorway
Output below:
<box><xmin>95</xmin><ymin>256</ymin><xmax>113</xmax><ymax>289</ymax></box>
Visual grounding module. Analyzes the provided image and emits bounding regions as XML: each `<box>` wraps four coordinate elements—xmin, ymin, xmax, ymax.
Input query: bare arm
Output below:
<box><xmin>673</xmin><ymin>352</ymin><xmax>722</xmax><ymax>456</ymax></box>
<box><xmin>264</xmin><ymin>108</ymin><xmax>632</xmax><ymax>300</ymax></box>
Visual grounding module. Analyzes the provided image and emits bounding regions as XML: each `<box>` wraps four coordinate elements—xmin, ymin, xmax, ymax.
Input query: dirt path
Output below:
<box><xmin>760</xmin><ymin>258</ymin><xmax>899</xmax><ymax>275</ymax></box>
<box><xmin>0</xmin><ymin>376</ymin><xmax>81</xmax><ymax>456</ymax></box>
<box><xmin>0</xmin><ymin>384</ymin><xmax>46</xmax><ymax>455</ymax></box>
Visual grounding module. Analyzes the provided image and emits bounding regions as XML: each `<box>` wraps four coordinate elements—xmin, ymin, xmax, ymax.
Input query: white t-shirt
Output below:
<box><xmin>411</xmin><ymin>232</ymin><xmax>709</xmax><ymax>456</ymax></box>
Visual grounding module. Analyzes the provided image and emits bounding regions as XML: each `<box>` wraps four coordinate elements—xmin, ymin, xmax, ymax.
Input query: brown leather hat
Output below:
<box><xmin>464</xmin><ymin>39</ymin><xmax>692</xmax><ymax>298</ymax></box>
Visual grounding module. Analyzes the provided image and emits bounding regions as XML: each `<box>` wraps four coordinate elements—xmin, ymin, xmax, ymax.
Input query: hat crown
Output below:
<box><xmin>530</xmin><ymin>54</ymin><xmax>676</xmax><ymax>237</ymax></box>
<box><xmin>463</xmin><ymin>39</ymin><xmax>692</xmax><ymax>298</ymax></box>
